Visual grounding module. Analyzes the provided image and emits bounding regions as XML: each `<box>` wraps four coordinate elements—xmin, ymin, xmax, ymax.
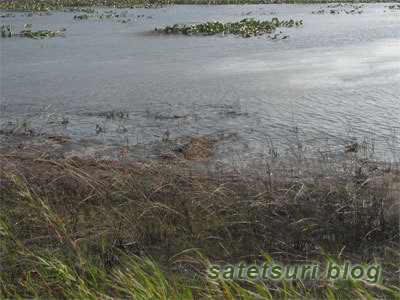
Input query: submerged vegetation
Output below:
<box><xmin>157</xmin><ymin>18</ymin><xmax>302</xmax><ymax>38</ymax></box>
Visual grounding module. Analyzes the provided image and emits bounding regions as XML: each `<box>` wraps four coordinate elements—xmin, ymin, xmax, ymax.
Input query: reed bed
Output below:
<box><xmin>1</xmin><ymin>143</ymin><xmax>399</xmax><ymax>298</ymax></box>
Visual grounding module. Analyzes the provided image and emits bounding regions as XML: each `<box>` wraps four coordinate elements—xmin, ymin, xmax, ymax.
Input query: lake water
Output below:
<box><xmin>1</xmin><ymin>4</ymin><xmax>399</xmax><ymax>163</ymax></box>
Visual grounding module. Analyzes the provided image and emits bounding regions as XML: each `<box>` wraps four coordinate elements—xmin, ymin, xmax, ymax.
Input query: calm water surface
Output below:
<box><xmin>1</xmin><ymin>4</ymin><xmax>399</xmax><ymax>162</ymax></box>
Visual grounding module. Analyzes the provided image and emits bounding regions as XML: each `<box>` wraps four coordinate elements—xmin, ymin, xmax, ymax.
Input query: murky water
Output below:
<box><xmin>1</xmin><ymin>4</ymin><xmax>399</xmax><ymax>162</ymax></box>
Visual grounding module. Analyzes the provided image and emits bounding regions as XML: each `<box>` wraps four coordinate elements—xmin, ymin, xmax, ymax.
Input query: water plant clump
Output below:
<box><xmin>72</xmin><ymin>10</ymin><xmax>131</xmax><ymax>20</ymax></box>
<box><xmin>96</xmin><ymin>109</ymin><xmax>130</xmax><ymax>120</ymax></box>
<box><xmin>0</xmin><ymin>13</ymin><xmax>16</xmax><ymax>18</ymax></box>
<box><xmin>386</xmin><ymin>4</ymin><xmax>400</xmax><ymax>11</ymax></box>
<box><xmin>312</xmin><ymin>3</ymin><xmax>364</xmax><ymax>14</ymax></box>
<box><xmin>24</xmin><ymin>11</ymin><xmax>52</xmax><ymax>16</ymax></box>
<box><xmin>19</xmin><ymin>28</ymin><xmax>66</xmax><ymax>38</ymax></box>
<box><xmin>63</xmin><ymin>7</ymin><xmax>95</xmax><ymax>12</ymax></box>
<box><xmin>157</xmin><ymin>18</ymin><xmax>303</xmax><ymax>38</ymax></box>
<box><xmin>1</xmin><ymin>25</ymin><xmax>12</xmax><ymax>37</ymax></box>
<box><xmin>0</xmin><ymin>0</ymin><xmax>392</xmax><ymax>11</ymax></box>
<box><xmin>0</xmin><ymin>0</ymin><xmax>165</xmax><ymax>11</ymax></box>
<box><xmin>1</xmin><ymin>27</ymin><xmax>66</xmax><ymax>39</ymax></box>
<box><xmin>116</xmin><ymin>18</ymin><xmax>131</xmax><ymax>23</ymax></box>
<box><xmin>73</xmin><ymin>13</ymin><xmax>90</xmax><ymax>19</ymax></box>
<box><xmin>98</xmin><ymin>10</ymin><xmax>130</xmax><ymax>18</ymax></box>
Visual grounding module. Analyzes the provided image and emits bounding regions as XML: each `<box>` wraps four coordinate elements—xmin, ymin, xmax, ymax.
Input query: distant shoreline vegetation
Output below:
<box><xmin>0</xmin><ymin>0</ymin><xmax>396</xmax><ymax>11</ymax></box>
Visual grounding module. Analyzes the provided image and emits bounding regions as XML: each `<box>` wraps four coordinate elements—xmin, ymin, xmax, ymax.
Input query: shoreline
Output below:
<box><xmin>1</xmin><ymin>131</ymin><xmax>399</xmax><ymax>297</ymax></box>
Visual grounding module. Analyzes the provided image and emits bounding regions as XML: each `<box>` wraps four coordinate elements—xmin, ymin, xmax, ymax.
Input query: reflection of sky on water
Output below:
<box><xmin>210</xmin><ymin>39</ymin><xmax>400</xmax><ymax>89</ymax></box>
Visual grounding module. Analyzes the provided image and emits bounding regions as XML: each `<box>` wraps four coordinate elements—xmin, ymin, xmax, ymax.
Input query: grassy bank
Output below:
<box><xmin>1</xmin><ymin>143</ymin><xmax>399</xmax><ymax>298</ymax></box>
<box><xmin>0</xmin><ymin>0</ymin><xmax>396</xmax><ymax>11</ymax></box>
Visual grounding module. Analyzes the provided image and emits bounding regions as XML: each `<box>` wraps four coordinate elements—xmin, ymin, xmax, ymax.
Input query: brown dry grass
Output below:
<box><xmin>0</xmin><ymin>137</ymin><xmax>399</xmax><ymax>297</ymax></box>
<box><xmin>176</xmin><ymin>136</ymin><xmax>218</xmax><ymax>160</ymax></box>
<box><xmin>1</xmin><ymin>152</ymin><xmax>398</xmax><ymax>261</ymax></box>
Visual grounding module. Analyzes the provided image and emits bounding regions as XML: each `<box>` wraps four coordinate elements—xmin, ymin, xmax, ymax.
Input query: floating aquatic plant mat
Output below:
<box><xmin>156</xmin><ymin>18</ymin><xmax>303</xmax><ymax>38</ymax></box>
<box><xmin>1</xmin><ymin>25</ymin><xmax>66</xmax><ymax>38</ymax></box>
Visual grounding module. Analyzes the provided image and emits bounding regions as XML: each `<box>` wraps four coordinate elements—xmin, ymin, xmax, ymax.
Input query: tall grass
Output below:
<box><xmin>0</xmin><ymin>150</ymin><xmax>399</xmax><ymax>298</ymax></box>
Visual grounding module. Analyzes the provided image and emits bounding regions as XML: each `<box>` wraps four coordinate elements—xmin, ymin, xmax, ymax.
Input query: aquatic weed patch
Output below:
<box><xmin>73</xmin><ymin>10</ymin><xmax>131</xmax><ymax>22</ymax></box>
<box><xmin>0</xmin><ymin>13</ymin><xmax>16</xmax><ymax>18</ymax></box>
<box><xmin>19</xmin><ymin>29</ymin><xmax>66</xmax><ymax>38</ymax></box>
<box><xmin>23</xmin><ymin>11</ymin><xmax>52</xmax><ymax>16</ymax></box>
<box><xmin>1</xmin><ymin>25</ymin><xmax>12</xmax><ymax>37</ymax></box>
<box><xmin>63</xmin><ymin>7</ymin><xmax>95</xmax><ymax>12</ymax></box>
<box><xmin>0</xmin><ymin>0</ymin><xmax>389</xmax><ymax>12</ymax></box>
<box><xmin>157</xmin><ymin>18</ymin><xmax>303</xmax><ymax>38</ymax></box>
<box><xmin>1</xmin><ymin>26</ymin><xmax>66</xmax><ymax>38</ymax></box>
<box><xmin>97</xmin><ymin>10</ymin><xmax>129</xmax><ymax>18</ymax></box>
<box><xmin>312</xmin><ymin>3</ymin><xmax>364</xmax><ymax>14</ymax></box>
<box><xmin>73</xmin><ymin>13</ymin><xmax>89</xmax><ymax>19</ymax></box>
<box><xmin>385</xmin><ymin>4</ymin><xmax>400</xmax><ymax>11</ymax></box>
<box><xmin>0</xmin><ymin>0</ymin><xmax>165</xmax><ymax>11</ymax></box>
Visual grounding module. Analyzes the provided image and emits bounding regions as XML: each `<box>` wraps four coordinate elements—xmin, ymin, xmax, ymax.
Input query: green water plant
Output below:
<box><xmin>0</xmin><ymin>0</ymin><xmax>391</xmax><ymax>12</ymax></box>
<box><xmin>116</xmin><ymin>18</ymin><xmax>131</xmax><ymax>23</ymax></box>
<box><xmin>1</xmin><ymin>27</ymin><xmax>66</xmax><ymax>39</ymax></box>
<box><xmin>312</xmin><ymin>3</ymin><xmax>364</xmax><ymax>14</ymax></box>
<box><xmin>0</xmin><ymin>13</ymin><xmax>16</xmax><ymax>18</ymax></box>
<box><xmin>1</xmin><ymin>25</ymin><xmax>12</xmax><ymax>37</ymax></box>
<box><xmin>386</xmin><ymin>4</ymin><xmax>400</xmax><ymax>10</ymax></box>
<box><xmin>63</xmin><ymin>7</ymin><xmax>95</xmax><ymax>12</ymax></box>
<box><xmin>24</xmin><ymin>11</ymin><xmax>52</xmax><ymax>16</ymax></box>
<box><xmin>0</xmin><ymin>0</ymin><xmax>165</xmax><ymax>11</ymax></box>
<box><xmin>73</xmin><ymin>13</ymin><xmax>89</xmax><ymax>19</ymax></box>
<box><xmin>99</xmin><ymin>10</ymin><xmax>129</xmax><ymax>18</ymax></box>
<box><xmin>72</xmin><ymin>10</ymin><xmax>131</xmax><ymax>20</ymax></box>
<box><xmin>157</xmin><ymin>18</ymin><xmax>302</xmax><ymax>38</ymax></box>
<box><xmin>19</xmin><ymin>28</ymin><xmax>66</xmax><ymax>38</ymax></box>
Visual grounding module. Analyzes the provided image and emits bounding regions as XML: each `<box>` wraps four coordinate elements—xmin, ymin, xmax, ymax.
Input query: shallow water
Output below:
<box><xmin>1</xmin><ymin>4</ymin><xmax>399</xmax><ymax>162</ymax></box>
